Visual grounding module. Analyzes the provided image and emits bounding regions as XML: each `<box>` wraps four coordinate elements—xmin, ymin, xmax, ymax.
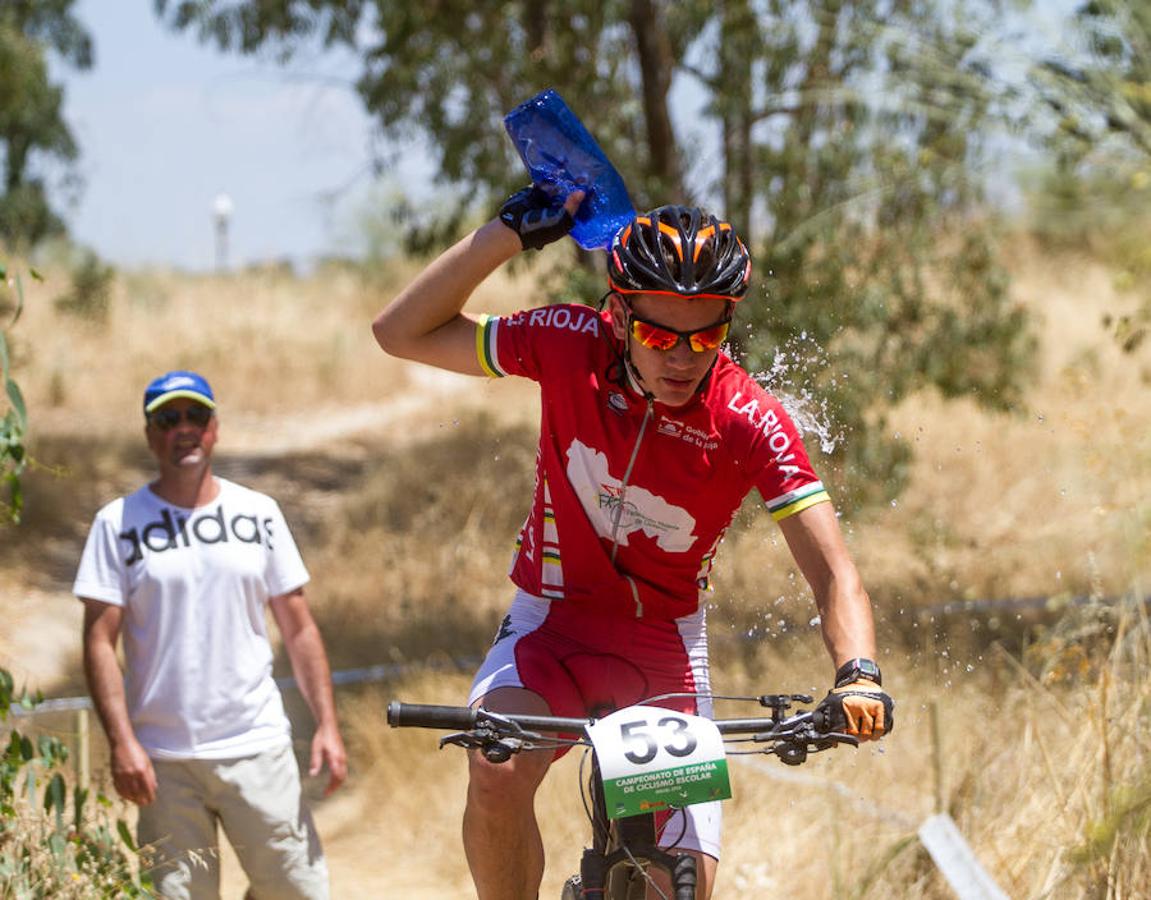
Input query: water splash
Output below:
<box><xmin>749</xmin><ymin>332</ymin><xmax>842</xmax><ymax>455</ymax></box>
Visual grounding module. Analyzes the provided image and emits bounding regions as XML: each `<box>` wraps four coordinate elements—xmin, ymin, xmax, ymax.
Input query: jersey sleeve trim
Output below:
<box><xmin>767</xmin><ymin>482</ymin><xmax>831</xmax><ymax>521</ymax></box>
<box><xmin>476</xmin><ymin>314</ymin><xmax>506</xmax><ymax>378</ymax></box>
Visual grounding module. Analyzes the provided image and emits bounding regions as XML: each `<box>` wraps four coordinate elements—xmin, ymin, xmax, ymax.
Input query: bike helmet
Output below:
<box><xmin>607</xmin><ymin>206</ymin><xmax>752</xmax><ymax>301</ymax></box>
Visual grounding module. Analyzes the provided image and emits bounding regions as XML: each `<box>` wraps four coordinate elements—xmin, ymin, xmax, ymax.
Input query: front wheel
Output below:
<box><xmin>562</xmin><ymin>868</ymin><xmax>648</xmax><ymax>900</ymax></box>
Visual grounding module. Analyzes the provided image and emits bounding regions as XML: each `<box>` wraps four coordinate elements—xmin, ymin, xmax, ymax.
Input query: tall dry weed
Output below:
<box><xmin>342</xmin><ymin>605</ymin><xmax>1151</xmax><ymax>898</ymax></box>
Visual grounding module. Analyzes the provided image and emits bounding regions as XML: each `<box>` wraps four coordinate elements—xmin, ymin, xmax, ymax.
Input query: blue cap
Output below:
<box><xmin>143</xmin><ymin>370</ymin><xmax>216</xmax><ymax>414</ymax></box>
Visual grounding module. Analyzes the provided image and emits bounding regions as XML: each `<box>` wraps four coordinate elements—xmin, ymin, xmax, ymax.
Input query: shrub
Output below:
<box><xmin>0</xmin><ymin>667</ymin><xmax>152</xmax><ymax>897</ymax></box>
<box><xmin>54</xmin><ymin>251</ymin><xmax>115</xmax><ymax>325</ymax></box>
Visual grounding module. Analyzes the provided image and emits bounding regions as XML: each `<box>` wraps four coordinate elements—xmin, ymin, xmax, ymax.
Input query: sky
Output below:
<box><xmin>51</xmin><ymin>3</ymin><xmax>1076</xmax><ymax>273</ymax></box>
<box><xmin>55</xmin><ymin>1</ymin><xmax>430</xmax><ymax>272</ymax></box>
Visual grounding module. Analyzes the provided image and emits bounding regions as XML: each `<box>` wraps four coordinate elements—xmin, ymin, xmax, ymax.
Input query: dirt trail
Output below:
<box><xmin>0</xmin><ymin>581</ymin><xmax>84</xmax><ymax>693</ymax></box>
<box><xmin>5</xmin><ymin>363</ymin><xmax>513</xmax><ymax>897</ymax></box>
<box><xmin>3</xmin><ymin>366</ymin><xmax>483</xmax><ymax>692</ymax></box>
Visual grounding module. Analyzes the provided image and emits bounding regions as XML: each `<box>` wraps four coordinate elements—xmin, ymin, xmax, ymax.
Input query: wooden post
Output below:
<box><xmin>930</xmin><ymin>700</ymin><xmax>944</xmax><ymax>813</ymax></box>
<box><xmin>76</xmin><ymin>707</ymin><xmax>90</xmax><ymax>793</ymax></box>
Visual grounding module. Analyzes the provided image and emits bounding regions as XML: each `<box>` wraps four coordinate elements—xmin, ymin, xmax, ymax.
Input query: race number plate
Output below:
<box><xmin>586</xmin><ymin>705</ymin><xmax>731</xmax><ymax>820</ymax></box>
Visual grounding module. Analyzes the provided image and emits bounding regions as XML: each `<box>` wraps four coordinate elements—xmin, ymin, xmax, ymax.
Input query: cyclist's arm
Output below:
<box><xmin>777</xmin><ymin>501</ymin><xmax>877</xmax><ymax>667</ymax></box>
<box><xmin>372</xmin><ymin>190</ymin><xmax>584</xmax><ymax>374</ymax></box>
<box><xmin>371</xmin><ymin>219</ymin><xmax>520</xmax><ymax>375</ymax></box>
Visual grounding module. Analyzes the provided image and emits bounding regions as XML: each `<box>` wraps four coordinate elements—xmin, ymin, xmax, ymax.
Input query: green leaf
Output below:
<box><xmin>117</xmin><ymin>818</ymin><xmax>138</xmax><ymax>852</ymax></box>
<box><xmin>8</xmin><ymin>273</ymin><xmax>23</xmax><ymax>329</ymax></box>
<box><xmin>73</xmin><ymin>785</ymin><xmax>88</xmax><ymax>827</ymax></box>
<box><xmin>0</xmin><ymin>667</ymin><xmax>12</xmax><ymax>715</ymax></box>
<box><xmin>8</xmin><ymin>475</ymin><xmax>24</xmax><ymax>524</ymax></box>
<box><xmin>29</xmin><ymin>268</ymin><xmax>43</xmax><ymax>282</ymax></box>
<box><xmin>0</xmin><ymin>331</ymin><xmax>9</xmax><ymax>381</ymax></box>
<box><xmin>44</xmin><ymin>772</ymin><xmax>66</xmax><ymax>822</ymax></box>
<box><xmin>38</xmin><ymin>735</ymin><xmax>67</xmax><ymax>767</ymax></box>
<box><xmin>48</xmin><ymin>830</ymin><xmax>67</xmax><ymax>859</ymax></box>
<box><xmin>5</xmin><ymin>378</ymin><xmax>26</xmax><ymax>431</ymax></box>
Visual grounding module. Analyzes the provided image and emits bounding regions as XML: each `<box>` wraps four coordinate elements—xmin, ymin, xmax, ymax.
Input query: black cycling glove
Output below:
<box><xmin>499</xmin><ymin>185</ymin><xmax>576</xmax><ymax>251</ymax></box>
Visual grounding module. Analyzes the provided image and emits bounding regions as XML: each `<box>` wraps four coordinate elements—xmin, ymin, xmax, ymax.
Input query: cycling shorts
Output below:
<box><xmin>469</xmin><ymin>589</ymin><xmax>721</xmax><ymax>859</ymax></box>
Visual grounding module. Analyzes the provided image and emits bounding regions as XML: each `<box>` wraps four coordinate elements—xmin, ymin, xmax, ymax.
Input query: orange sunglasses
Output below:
<box><xmin>628</xmin><ymin>312</ymin><xmax>732</xmax><ymax>353</ymax></box>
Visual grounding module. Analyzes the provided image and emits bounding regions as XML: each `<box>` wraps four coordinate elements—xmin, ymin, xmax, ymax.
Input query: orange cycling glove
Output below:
<box><xmin>816</xmin><ymin>682</ymin><xmax>894</xmax><ymax>740</ymax></box>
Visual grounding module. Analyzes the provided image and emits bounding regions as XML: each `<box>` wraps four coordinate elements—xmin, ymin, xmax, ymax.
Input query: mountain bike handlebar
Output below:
<box><xmin>387</xmin><ymin>692</ymin><xmax>859</xmax><ymax>764</ymax></box>
<box><xmin>387</xmin><ymin>702</ymin><xmax>583</xmax><ymax>733</ymax></box>
<box><xmin>388</xmin><ymin>693</ymin><xmax>856</xmax><ymax>898</ymax></box>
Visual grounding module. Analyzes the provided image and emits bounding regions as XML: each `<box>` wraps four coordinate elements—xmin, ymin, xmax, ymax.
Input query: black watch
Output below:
<box><xmin>834</xmin><ymin>658</ymin><xmax>882</xmax><ymax>689</ymax></box>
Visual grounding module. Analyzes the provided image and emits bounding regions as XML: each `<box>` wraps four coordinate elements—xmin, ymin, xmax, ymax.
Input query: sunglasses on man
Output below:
<box><xmin>628</xmin><ymin>312</ymin><xmax>732</xmax><ymax>353</ymax></box>
<box><xmin>148</xmin><ymin>406</ymin><xmax>214</xmax><ymax>431</ymax></box>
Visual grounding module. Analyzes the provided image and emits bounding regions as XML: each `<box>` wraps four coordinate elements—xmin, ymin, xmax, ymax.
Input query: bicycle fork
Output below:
<box><xmin>577</xmin><ymin>765</ymin><xmax>698</xmax><ymax>900</ymax></box>
<box><xmin>577</xmin><ymin>834</ymin><xmax>697</xmax><ymax>899</ymax></box>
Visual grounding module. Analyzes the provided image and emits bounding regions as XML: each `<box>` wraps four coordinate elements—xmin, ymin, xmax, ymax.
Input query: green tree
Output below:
<box><xmin>719</xmin><ymin>1</ymin><xmax>1036</xmax><ymax>502</ymax></box>
<box><xmin>0</xmin><ymin>262</ymin><xmax>34</xmax><ymax>523</ymax></box>
<box><xmin>1029</xmin><ymin>0</ymin><xmax>1151</xmax><ymax>354</ymax></box>
<box><xmin>0</xmin><ymin>0</ymin><xmax>93</xmax><ymax>249</ymax></box>
<box><xmin>153</xmin><ymin>1</ymin><xmax>706</xmax><ymax>213</ymax></box>
<box><xmin>155</xmin><ymin>0</ymin><xmax>1036</xmax><ymax>503</ymax></box>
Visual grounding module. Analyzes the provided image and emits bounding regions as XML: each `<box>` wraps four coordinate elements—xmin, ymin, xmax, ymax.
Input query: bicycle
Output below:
<box><xmin>387</xmin><ymin>691</ymin><xmax>859</xmax><ymax>899</ymax></box>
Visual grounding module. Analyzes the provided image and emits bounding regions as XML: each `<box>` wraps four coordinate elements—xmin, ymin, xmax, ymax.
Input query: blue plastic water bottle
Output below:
<box><xmin>504</xmin><ymin>89</ymin><xmax>636</xmax><ymax>251</ymax></box>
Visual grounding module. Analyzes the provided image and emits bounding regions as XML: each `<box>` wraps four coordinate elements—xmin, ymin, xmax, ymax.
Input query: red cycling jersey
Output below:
<box><xmin>476</xmin><ymin>304</ymin><xmax>830</xmax><ymax>621</ymax></box>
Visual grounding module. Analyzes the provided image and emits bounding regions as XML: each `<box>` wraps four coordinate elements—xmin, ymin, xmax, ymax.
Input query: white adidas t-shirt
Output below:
<box><xmin>74</xmin><ymin>478</ymin><xmax>309</xmax><ymax>760</ymax></box>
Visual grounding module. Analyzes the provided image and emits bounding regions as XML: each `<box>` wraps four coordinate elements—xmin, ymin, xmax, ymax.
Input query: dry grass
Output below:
<box><xmin>713</xmin><ymin>242</ymin><xmax>1151</xmax><ymax>627</ymax></box>
<box><xmin>11</xmin><ymin>255</ymin><xmax>542</xmax><ymax>442</ymax></box>
<box><xmin>4</xmin><ymin>237</ymin><xmax>1151</xmax><ymax>897</ymax></box>
<box><xmin>335</xmin><ymin>609</ymin><xmax>1151</xmax><ymax>899</ymax></box>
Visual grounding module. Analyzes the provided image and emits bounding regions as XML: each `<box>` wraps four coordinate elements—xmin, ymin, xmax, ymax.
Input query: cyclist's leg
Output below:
<box><xmin>628</xmin><ymin>607</ymin><xmax>718</xmax><ymax>899</ymax></box>
<box><xmin>463</xmin><ymin>686</ymin><xmax>555</xmax><ymax>900</ymax></box>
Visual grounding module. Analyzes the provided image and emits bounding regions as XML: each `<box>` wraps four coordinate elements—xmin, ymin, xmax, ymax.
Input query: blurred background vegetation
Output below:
<box><xmin>3</xmin><ymin>1</ymin><xmax>1151</xmax><ymax>896</ymax></box>
<box><xmin>5</xmin><ymin>0</ymin><xmax>1151</xmax><ymax>502</ymax></box>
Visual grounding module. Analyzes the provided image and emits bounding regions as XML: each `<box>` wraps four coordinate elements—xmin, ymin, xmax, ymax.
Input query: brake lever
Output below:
<box><xmin>753</xmin><ymin>721</ymin><xmax>860</xmax><ymax>766</ymax></box>
<box><xmin>439</xmin><ymin>731</ymin><xmax>534</xmax><ymax>762</ymax></box>
<box><xmin>476</xmin><ymin>708</ymin><xmax>531</xmax><ymax>737</ymax></box>
<box><xmin>750</xmin><ymin>714</ymin><xmax>814</xmax><ymax>743</ymax></box>
<box><xmin>439</xmin><ymin>731</ymin><xmax>486</xmax><ymax>751</ymax></box>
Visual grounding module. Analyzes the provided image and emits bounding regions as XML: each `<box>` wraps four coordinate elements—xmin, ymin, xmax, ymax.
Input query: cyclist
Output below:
<box><xmin>372</xmin><ymin>187</ymin><xmax>893</xmax><ymax>900</ymax></box>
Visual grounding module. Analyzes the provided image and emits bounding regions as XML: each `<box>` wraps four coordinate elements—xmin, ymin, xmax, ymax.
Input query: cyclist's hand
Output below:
<box><xmin>815</xmin><ymin>682</ymin><xmax>894</xmax><ymax>741</ymax></box>
<box><xmin>499</xmin><ymin>185</ymin><xmax>584</xmax><ymax>250</ymax></box>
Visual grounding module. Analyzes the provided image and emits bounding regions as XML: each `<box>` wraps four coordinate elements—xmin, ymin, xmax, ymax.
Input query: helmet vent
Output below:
<box><xmin>608</xmin><ymin>205</ymin><xmax>751</xmax><ymax>301</ymax></box>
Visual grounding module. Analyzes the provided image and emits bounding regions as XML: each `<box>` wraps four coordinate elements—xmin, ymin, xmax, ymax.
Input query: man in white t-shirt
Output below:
<box><xmin>75</xmin><ymin>370</ymin><xmax>347</xmax><ymax>900</ymax></box>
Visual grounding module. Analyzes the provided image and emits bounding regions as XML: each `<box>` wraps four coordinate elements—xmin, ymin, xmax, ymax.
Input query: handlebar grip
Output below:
<box><xmin>812</xmin><ymin>704</ymin><xmax>834</xmax><ymax>733</ymax></box>
<box><xmin>387</xmin><ymin>702</ymin><xmax>479</xmax><ymax>730</ymax></box>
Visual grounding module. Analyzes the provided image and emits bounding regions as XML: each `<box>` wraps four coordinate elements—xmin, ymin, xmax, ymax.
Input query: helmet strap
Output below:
<box><xmin>622</xmin><ymin>344</ymin><xmax>656</xmax><ymax>402</ymax></box>
<box><xmin>608</xmin><ymin>293</ymin><xmax>721</xmax><ymax>402</ymax></box>
<box><xmin>605</xmin><ymin>295</ymin><xmax>656</xmax><ymax>402</ymax></box>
